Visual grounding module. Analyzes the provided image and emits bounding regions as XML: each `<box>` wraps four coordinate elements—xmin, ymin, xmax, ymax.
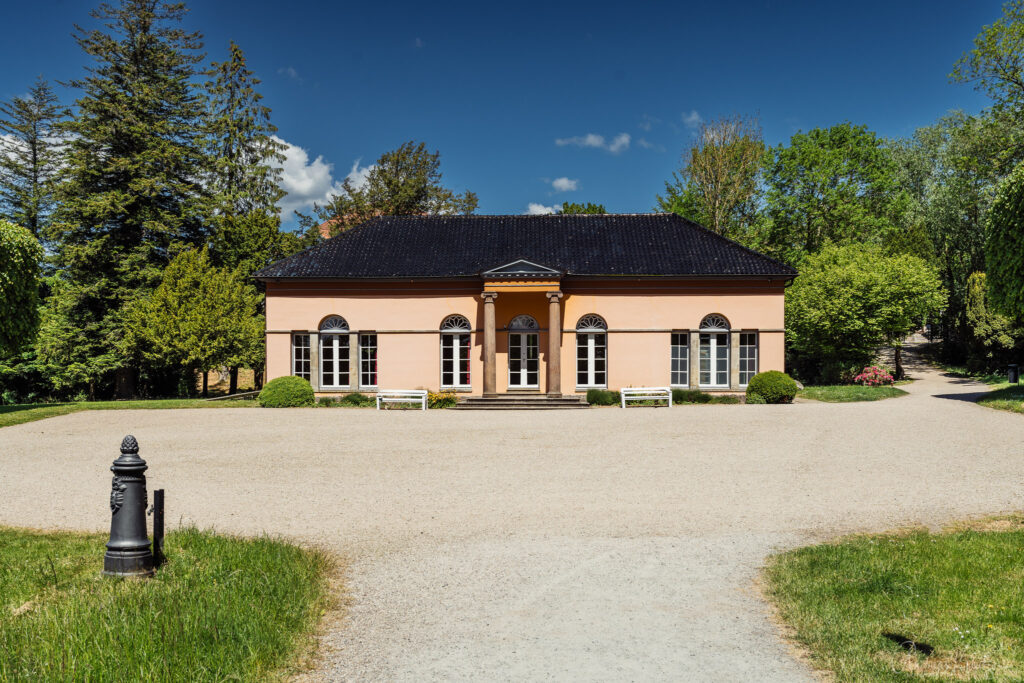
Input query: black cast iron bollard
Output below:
<box><xmin>103</xmin><ymin>435</ymin><xmax>155</xmax><ymax>577</ymax></box>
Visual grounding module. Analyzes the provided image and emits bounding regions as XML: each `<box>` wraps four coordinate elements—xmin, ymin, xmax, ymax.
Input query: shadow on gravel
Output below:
<box><xmin>932</xmin><ymin>391</ymin><xmax>991</xmax><ymax>403</ymax></box>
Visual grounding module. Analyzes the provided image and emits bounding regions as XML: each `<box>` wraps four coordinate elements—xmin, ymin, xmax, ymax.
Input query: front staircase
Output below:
<box><xmin>454</xmin><ymin>394</ymin><xmax>589</xmax><ymax>410</ymax></box>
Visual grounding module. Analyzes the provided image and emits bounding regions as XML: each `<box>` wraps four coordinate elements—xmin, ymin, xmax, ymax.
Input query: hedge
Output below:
<box><xmin>745</xmin><ymin>371</ymin><xmax>798</xmax><ymax>404</ymax></box>
<box><xmin>258</xmin><ymin>376</ymin><xmax>315</xmax><ymax>407</ymax></box>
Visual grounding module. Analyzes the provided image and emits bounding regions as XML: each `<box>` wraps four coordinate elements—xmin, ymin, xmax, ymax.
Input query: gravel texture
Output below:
<box><xmin>2</xmin><ymin>342</ymin><xmax>1022</xmax><ymax>681</ymax></box>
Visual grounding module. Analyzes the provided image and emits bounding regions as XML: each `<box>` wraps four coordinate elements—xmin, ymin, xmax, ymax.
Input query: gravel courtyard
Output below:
<box><xmin>2</xmin><ymin>355</ymin><xmax>1023</xmax><ymax>681</ymax></box>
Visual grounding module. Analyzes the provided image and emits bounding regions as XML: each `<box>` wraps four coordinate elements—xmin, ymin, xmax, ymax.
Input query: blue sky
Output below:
<box><xmin>0</xmin><ymin>0</ymin><xmax>1002</xmax><ymax>226</ymax></box>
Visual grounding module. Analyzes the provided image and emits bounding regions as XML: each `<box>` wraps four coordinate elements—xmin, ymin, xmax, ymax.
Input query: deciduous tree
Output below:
<box><xmin>560</xmin><ymin>201</ymin><xmax>606</xmax><ymax>214</ymax></box>
<box><xmin>657</xmin><ymin>115</ymin><xmax>764</xmax><ymax>242</ymax></box>
<box><xmin>0</xmin><ymin>220</ymin><xmax>43</xmax><ymax>355</ymax></box>
<box><xmin>986</xmin><ymin>160</ymin><xmax>1024</xmax><ymax>321</ymax></box>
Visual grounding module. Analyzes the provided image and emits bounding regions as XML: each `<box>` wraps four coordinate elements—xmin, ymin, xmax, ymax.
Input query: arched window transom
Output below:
<box><xmin>699</xmin><ymin>314</ymin><xmax>730</xmax><ymax>331</ymax></box>
<box><xmin>576</xmin><ymin>314</ymin><xmax>607</xmax><ymax>332</ymax></box>
<box><xmin>320</xmin><ymin>315</ymin><xmax>349</xmax><ymax>333</ymax></box>
<box><xmin>440</xmin><ymin>314</ymin><xmax>471</xmax><ymax>331</ymax></box>
<box><xmin>508</xmin><ymin>314</ymin><xmax>539</xmax><ymax>330</ymax></box>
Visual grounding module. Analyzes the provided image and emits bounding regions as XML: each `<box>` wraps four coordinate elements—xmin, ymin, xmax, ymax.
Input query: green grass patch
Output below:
<box><xmin>0</xmin><ymin>526</ymin><xmax>334</xmax><ymax>682</ymax></box>
<box><xmin>0</xmin><ymin>398</ymin><xmax>255</xmax><ymax>429</ymax></box>
<box><xmin>763</xmin><ymin>518</ymin><xmax>1024</xmax><ymax>681</ymax></box>
<box><xmin>798</xmin><ymin>385</ymin><xmax>908</xmax><ymax>402</ymax></box>
<box><xmin>977</xmin><ymin>384</ymin><xmax>1024</xmax><ymax>415</ymax></box>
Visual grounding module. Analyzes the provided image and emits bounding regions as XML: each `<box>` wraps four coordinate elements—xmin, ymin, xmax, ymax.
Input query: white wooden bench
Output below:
<box><xmin>620</xmin><ymin>387</ymin><xmax>672</xmax><ymax>408</ymax></box>
<box><xmin>376</xmin><ymin>390</ymin><xmax>428</xmax><ymax>411</ymax></box>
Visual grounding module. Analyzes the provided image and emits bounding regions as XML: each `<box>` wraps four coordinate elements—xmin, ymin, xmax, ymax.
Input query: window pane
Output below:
<box><xmin>292</xmin><ymin>334</ymin><xmax>311</xmax><ymax>380</ymax></box>
<box><xmin>360</xmin><ymin>334</ymin><xmax>377</xmax><ymax>387</ymax></box>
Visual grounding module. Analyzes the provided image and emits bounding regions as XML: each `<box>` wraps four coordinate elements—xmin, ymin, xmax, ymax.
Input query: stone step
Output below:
<box><xmin>454</xmin><ymin>395</ymin><xmax>590</xmax><ymax>410</ymax></box>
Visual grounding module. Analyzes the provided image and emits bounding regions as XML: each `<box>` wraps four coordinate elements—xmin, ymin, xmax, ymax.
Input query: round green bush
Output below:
<box><xmin>745</xmin><ymin>371</ymin><xmax>798</xmax><ymax>404</ymax></box>
<box><xmin>258</xmin><ymin>376</ymin><xmax>315</xmax><ymax>407</ymax></box>
<box><xmin>745</xmin><ymin>393</ymin><xmax>766</xmax><ymax>404</ymax></box>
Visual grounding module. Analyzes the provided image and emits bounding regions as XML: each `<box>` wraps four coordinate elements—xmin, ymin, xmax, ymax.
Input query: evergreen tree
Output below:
<box><xmin>205</xmin><ymin>40</ymin><xmax>286</xmax><ymax>217</ymax></box>
<box><xmin>0</xmin><ymin>221</ymin><xmax>43</xmax><ymax>355</ymax></box>
<box><xmin>0</xmin><ymin>78</ymin><xmax>67</xmax><ymax>237</ymax></box>
<box><xmin>47</xmin><ymin>0</ymin><xmax>210</xmax><ymax>397</ymax></box>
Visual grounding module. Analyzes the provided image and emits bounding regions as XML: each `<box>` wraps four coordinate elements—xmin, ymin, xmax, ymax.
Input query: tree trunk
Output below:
<box><xmin>202</xmin><ymin>370</ymin><xmax>208</xmax><ymax>398</ymax></box>
<box><xmin>894</xmin><ymin>345</ymin><xmax>904</xmax><ymax>381</ymax></box>
<box><xmin>254</xmin><ymin>369</ymin><xmax>264</xmax><ymax>390</ymax></box>
<box><xmin>229</xmin><ymin>367</ymin><xmax>238</xmax><ymax>395</ymax></box>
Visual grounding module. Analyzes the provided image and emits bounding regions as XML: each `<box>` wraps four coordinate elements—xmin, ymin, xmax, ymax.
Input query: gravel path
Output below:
<box><xmin>2</xmin><ymin>341</ymin><xmax>1022</xmax><ymax>681</ymax></box>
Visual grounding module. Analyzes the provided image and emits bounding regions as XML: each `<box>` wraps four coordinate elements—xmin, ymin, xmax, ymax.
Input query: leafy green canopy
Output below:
<box><xmin>786</xmin><ymin>244</ymin><xmax>946</xmax><ymax>382</ymax></box>
<box><xmin>0</xmin><ymin>79</ymin><xmax>67</xmax><ymax>236</ymax></box>
<box><xmin>560</xmin><ymin>202</ymin><xmax>606</xmax><ymax>214</ymax></box>
<box><xmin>952</xmin><ymin>0</ymin><xmax>1024</xmax><ymax>119</ymax></box>
<box><xmin>965</xmin><ymin>272</ymin><xmax>1022</xmax><ymax>371</ymax></box>
<box><xmin>761</xmin><ymin>123</ymin><xmax>909</xmax><ymax>264</ymax></box>
<box><xmin>308</xmin><ymin>141</ymin><xmax>477</xmax><ymax>236</ymax></box>
<box><xmin>121</xmin><ymin>248</ymin><xmax>263</xmax><ymax>380</ymax></box>
<box><xmin>0</xmin><ymin>221</ymin><xmax>43</xmax><ymax>355</ymax></box>
<box><xmin>987</xmin><ymin>161</ymin><xmax>1024</xmax><ymax>319</ymax></box>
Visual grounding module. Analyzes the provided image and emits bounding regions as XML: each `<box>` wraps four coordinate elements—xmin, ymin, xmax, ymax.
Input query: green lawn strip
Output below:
<box><xmin>0</xmin><ymin>526</ymin><xmax>334</xmax><ymax>682</ymax></box>
<box><xmin>0</xmin><ymin>399</ymin><xmax>255</xmax><ymax>429</ymax></box>
<box><xmin>763</xmin><ymin>520</ymin><xmax>1024</xmax><ymax>681</ymax></box>
<box><xmin>977</xmin><ymin>384</ymin><xmax>1024</xmax><ymax>415</ymax></box>
<box><xmin>798</xmin><ymin>385</ymin><xmax>908</xmax><ymax>402</ymax></box>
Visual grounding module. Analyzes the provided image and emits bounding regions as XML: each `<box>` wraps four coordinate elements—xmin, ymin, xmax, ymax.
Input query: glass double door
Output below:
<box><xmin>508</xmin><ymin>332</ymin><xmax>539</xmax><ymax>388</ymax></box>
<box><xmin>699</xmin><ymin>332</ymin><xmax>729</xmax><ymax>387</ymax></box>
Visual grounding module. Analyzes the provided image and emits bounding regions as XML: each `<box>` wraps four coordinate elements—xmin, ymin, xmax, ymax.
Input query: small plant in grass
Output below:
<box><xmin>339</xmin><ymin>392</ymin><xmax>374</xmax><ymax>407</ymax></box>
<box><xmin>853</xmin><ymin>366</ymin><xmax>894</xmax><ymax>386</ymax></box>
<box><xmin>428</xmin><ymin>390</ymin><xmax>458</xmax><ymax>408</ymax></box>
<box><xmin>745</xmin><ymin>370</ymin><xmax>798</xmax><ymax>404</ymax></box>
<box><xmin>585</xmin><ymin>389</ymin><xmax>620</xmax><ymax>406</ymax></box>
<box><xmin>258</xmin><ymin>376</ymin><xmax>315</xmax><ymax>407</ymax></box>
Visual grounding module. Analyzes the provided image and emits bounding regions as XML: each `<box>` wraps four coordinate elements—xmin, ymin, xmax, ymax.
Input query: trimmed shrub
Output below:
<box><xmin>340</xmin><ymin>392</ymin><xmax>374</xmax><ymax>407</ymax></box>
<box><xmin>745</xmin><ymin>393</ymin><xmax>767</xmax><ymax>404</ymax></box>
<box><xmin>586</xmin><ymin>388</ymin><xmax>621</xmax><ymax>406</ymax></box>
<box><xmin>258</xmin><ymin>376</ymin><xmax>315</xmax><ymax>407</ymax></box>
<box><xmin>318</xmin><ymin>397</ymin><xmax>337</xmax><ymax>407</ymax></box>
<box><xmin>428</xmin><ymin>390</ymin><xmax>458</xmax><ymax>409</ymax></box>
<box><xmin>672</xmin><ymin>388</ymin><xmax>712</xmax><ymax>404</ymax></box>
<box><xmin>745</xmin><ymin>371</ymin><xmax>798</xmax><ymax>404</ymax></box>
<box><xmin>709</xmin><ymin>395</ymin><xmax>741</xmax><ymax>404</ymax></box>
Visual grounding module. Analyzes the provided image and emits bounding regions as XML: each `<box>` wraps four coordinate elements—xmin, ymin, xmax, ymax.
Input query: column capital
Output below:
<box><xmin>545</xmin><ymin>291</ymin><xmax>564</xmax><ymax>302</ymax></box>
<box><xmin>481</xmin><ymin>291</ymin><xmax>498</xmax><ymax>303</ymax></box>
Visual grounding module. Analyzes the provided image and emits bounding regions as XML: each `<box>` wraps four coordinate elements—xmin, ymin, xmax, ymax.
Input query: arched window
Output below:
<box><xmin>576</xmin><ymin>314</ymin><xmax>607</xmax><ymax>387</ymax></box>
<box><xmin>509</xmin><ymin>314</ymin><xmax>539</xmax><ymax>330</ymax></box>
<box><xmin>319</xmin><ymin>316</ymin><xmax>350</xmax><ymax>388</ymax></box>
<box><xmin>699</xmin><ymin>314</ymin><xmax>730</xmax><ymax>331</ymax></box>
<box><xmin>508</xmin><ymin>315</ymin><xmax>539</xmax><ymax>387</ymax></box>
<box><xmin>698</xmin><ymin>313</ymin><xmax>729</xmax><ymax>387</ymax></box>
<box><xmin>440</xmin><ymin>315</ymin><xmax>471</xmax><ymax>388</ymax></box>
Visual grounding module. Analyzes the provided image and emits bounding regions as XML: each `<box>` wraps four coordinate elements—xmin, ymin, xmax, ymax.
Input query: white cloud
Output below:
<box><xmin>526</xmin><ymin>202</ymin><xmax>559</xmax><ymax>215</ymax></box>
<box><xmin>345</xmin><ymin>159</ymin><xmax>375</xmax><ymax>190</ymax></box>
<box><xmin>273</xmin><ymin>136</ymin><xmax>343</xmax><ymax>215</ymax></box>
<box><xmin>554</xmin><ymin>132</ymin><xmax>630</xmax><ymax>154</ymax></box>
<box><xmin>277</xmin><ymin>66</ymin><xmax>300</xmax><ymax>81</ymax></box>
<box><xmin>551</xmin><ymin>176</ymin><xmax>578</xmax><ymax>192</ymax></box>
<box><xmin>682</xmin><ymin>109</ymin><xmax>702</xmax><ymax>129</ymax></box>
<box><xmin>638</xmin><ymin>114</ymin><xmax>659</xmax><ymax>132</ymax></box>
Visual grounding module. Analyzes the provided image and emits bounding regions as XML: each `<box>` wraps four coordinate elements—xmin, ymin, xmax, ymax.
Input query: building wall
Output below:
<box><xmin>264</xmin><ymin>279</ymin><xmax>788</xmax><ymax>394</ymax></box>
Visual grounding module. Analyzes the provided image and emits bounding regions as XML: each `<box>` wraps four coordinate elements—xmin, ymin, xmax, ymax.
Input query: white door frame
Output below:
<box><xmin>508</xmin><ymin>331</ymin><xmax>539</xmax><ymax>388</ymax></box>
<box><xmin>576</xmin><ymin>332</ymin><xmax>607</xmax><ymax>388</ymax></box>
<box><xmin>699</xmin><ymin>332</ymin><xmax>729</xmax><ymax>388</ymax></box>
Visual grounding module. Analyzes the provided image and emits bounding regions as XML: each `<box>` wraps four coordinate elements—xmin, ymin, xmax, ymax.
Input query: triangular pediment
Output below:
<box><xmin>481</xmin><ymin>259</ymin><xmax>562</xmax><ymax>278</ymax></box>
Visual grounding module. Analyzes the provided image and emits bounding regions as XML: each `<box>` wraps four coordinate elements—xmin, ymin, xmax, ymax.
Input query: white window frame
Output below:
<box><xmin>319</xmin><ymin>333</ymin><xmax>350</xmax><ymax>389</ymax></box>
<box><xmin>670</xmin><ymin>332</ymin><xmax>689</xmax><ymax>387</ymax></box>
<box><xmin>698</xmin><ymin>332</ymin><xmax>730</xmax><ymax>388</ymax></box>
<box><xmin>739</xmin><ymin>332</ymin><xmax>758</xmax><ymax>387</ymax></box>
<box><xmin>440</xmin><ymin>315</ymin><xmax>472</xmax><ymax>389</ymax></box>
<box><xmin>292</xmin><ymin>334</ymin><xmax>311</xmax><ymax>381</ymax></box>
<box><xmin>359</xmin><ymin>333</ymin><xmax>378</xmax><ymax>389</ymax></box>
<box><xmin>575</xmin><ymin>314</ymin><xmax>608</xmax><ymax>389</ymax></box>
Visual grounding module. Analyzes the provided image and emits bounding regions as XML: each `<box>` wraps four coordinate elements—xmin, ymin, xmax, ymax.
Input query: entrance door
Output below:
<box><xmin>508</xmin><ymin>332</ymin><xmax>539</xmax><ymax>388</ymax></box>
<box><xmin>576</xmin><ymin>332</ymin><xmax>607</xmax><ymax>387</ymax></box>
<box><xmin>699</xmin><ymin>332</ymin><xmax>729</xmax><ymax>387</ymax></box>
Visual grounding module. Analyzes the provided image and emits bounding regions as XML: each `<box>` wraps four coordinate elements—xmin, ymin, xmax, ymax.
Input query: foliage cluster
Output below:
<box><xmin>852</xmin><ymin>366</ymin><xmax>895</xmax><ymax>386</ymax></box>
<box><xmin>745</xmin><ymin>371</ymin><xmax>798</xmax><ymax>404</ymax></box>
<box><xmin>258</xmin><ymin>376</ymin><xmax>315</xmax><ymax>408</ymax></box>
<box><xmin>427</xmin><ymin>390</ymin><xmax>459</xmax><ymax>409</ymax></box>
<box><xmin>0</xmin><ymin>220</ymin><xmax>43</xmax><ymax>356</ymax></box>
<box><xmin>585</xmin><ymin>389</ymin><xmax>620</xmax><ymax>406</ymax></box>
<box><xmin>0</xmin><ymin>526</ymin><xmax>332</xmax><ymax>681</ymax></box>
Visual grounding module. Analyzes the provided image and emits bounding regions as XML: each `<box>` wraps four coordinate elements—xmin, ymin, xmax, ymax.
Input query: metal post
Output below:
<box><xmin>103</xmin><ymin>435</ymin><xmax>155</xmax><ymax>577</ymax></box>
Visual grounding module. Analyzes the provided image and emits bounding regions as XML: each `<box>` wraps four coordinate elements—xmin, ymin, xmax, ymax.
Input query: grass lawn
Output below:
<box><xmin>799</xmin><ymin>385</ymin><xmax>908</xmax><ymax>402</ymax></box>
<box><xmin>763</xmin><ymin>517</ymin><xmax>1024</xmax><ymax>681</ymax></box>
<box><xmin>0</xmin><ymin>398</ymin><xmax>255</xmax><ymax>429</ymax></box>
<box><xmin>977</xmin><ymin>384</ymin><xmax>1024</xmax><ymax>415</ymax></box>
<box><xmin>0</xmin><ymin>526</ymin><xmax>334</xmax><ymax>682</ymax></box>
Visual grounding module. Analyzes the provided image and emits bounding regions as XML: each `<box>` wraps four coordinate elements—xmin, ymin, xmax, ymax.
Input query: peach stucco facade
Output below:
<box><xmin>264</xmin><ymin>278</ymin><xmax>788</xmax><ymax>395</ymax></box>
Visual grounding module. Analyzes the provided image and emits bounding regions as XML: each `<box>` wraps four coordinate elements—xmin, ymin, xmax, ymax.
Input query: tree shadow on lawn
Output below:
<box><xmin>0</xmin><ymin>403</ymin><xmax>72</xmax><ymax>415</ymax></box>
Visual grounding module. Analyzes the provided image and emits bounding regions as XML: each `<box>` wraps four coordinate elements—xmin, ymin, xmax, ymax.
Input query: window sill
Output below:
<box><xmin>441</xmin><ymin>387</ymin><xmax>473</xmax><ymax>392</ymax></box>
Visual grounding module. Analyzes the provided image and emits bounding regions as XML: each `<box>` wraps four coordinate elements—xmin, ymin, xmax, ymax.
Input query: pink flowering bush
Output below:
<box><xmin>853</xmin><ymin>366</ymin><xmax>894</xmax><ymax>386</ymax></box>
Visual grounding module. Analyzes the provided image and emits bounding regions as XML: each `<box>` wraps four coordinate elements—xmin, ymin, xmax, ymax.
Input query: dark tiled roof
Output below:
<box><xmin>256</xmin><ymin>214</ymin><xmax>797</xmax><ymax>279</ymax></box>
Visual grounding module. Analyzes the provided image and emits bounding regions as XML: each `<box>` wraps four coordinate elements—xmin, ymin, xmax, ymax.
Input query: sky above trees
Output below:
<box><xmin>0</xmin><ymin>0</ymin><xmax>1001</xmax><ymax>224</ymax></box>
